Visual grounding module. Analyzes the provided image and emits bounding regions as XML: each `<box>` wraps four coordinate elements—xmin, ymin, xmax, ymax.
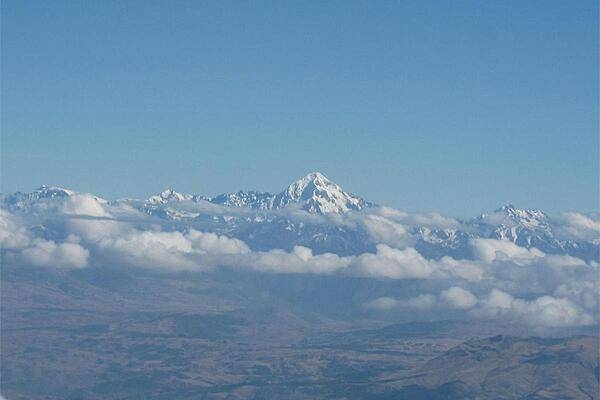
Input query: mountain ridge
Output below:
<box><xmin>136</xmin><ymin>171</ymin><xmax>373</xmax><ymax>215</ymax></box>
<box><xmin>2</xmin><ymin>173</ymin><xmax>598</xmax><ymax>262</ymax></box>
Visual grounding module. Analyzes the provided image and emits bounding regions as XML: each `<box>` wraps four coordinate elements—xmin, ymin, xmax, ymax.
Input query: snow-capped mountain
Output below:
<box><xmin>209</xmin><ymin>191</ymin><xmax>274</xmax><ymax>210</ymax></box>
<box><xmin>146</xmin><ymin>188</ymin><xmax>194</xmax><ymax>205</ymax></box>
<box><xmin>472</xmin><ymin>204</ymin><xmax>558</xmax><ymax>249</ymax></box>
<box><xmin>4</xmin><ymin>185</ymin><xmax>75</xmax><ymax>203</ymax></box>
<box><xmin>30</xmin><ymin>185</ymin><xmax>76</xmax><ymax>199</ymax></box>
<box><xmin>475</xmin><ymin>204</ymin><xmax>551</xmax><ymax>235</ymax></box>
<box><xmin>207</xmin><ymin>172</ymin><xmax>371</xmax><ymax>214</ymax></box>
<box><xmin>410</xmin><ymin>204</ymin><xmax>597</xmax><ymax>261</ymax></box>
<box><xmin>1</xmin><ymin>185</ymin><xmax>78</xmax><ymax>212</ymax></box>
<box><xmin>137</xmin><ymin>172</ymin><xmax>372</xmax><ymax>215</ymax></box>
<box><xmin>2</xmin><ymin>176</ymin><xmax>598</xmax><ymax>262</ymax></box>
<box><xmin>272</xmin><ymin>172</ymin><xmax>371</xmax><ymax>214</ymax></box>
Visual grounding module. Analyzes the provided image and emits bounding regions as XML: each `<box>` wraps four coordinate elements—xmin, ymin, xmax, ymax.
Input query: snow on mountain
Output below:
<box><xmin>207</xmin><ymin>172</ymin><xmax>372</xmax><ymax>214</ymax></box>
<box><xmin>32</xmin><ymin>185</ymin><xmax>76</xmax><ymax>199</ymax></box>
<box><xmin>272</xmin><ymin>172</ymin><xmax>371</xmax><ymax>214</ymax></box>
<box><xmin>0</xmin><ymin>185</ymin><xmax>98</xmax><ymax>212</ymax></box>
<box><xmin>0</xmin><ymin>186</ymin><xmax>118</xmax><ymax>223</ymax></box>
<box><xmin>477</xmin><ymin>204</ymin><xmax>550</xmax><ymax>230</ymax></box>
<box><xmin>418</xmin><ymin>227</ymin><xmax>461</xmax><ymax>246</ymax></box>
<box><xmin>209</xmin><ymin>191</ymin><xmax>274</xmax><ymax>210</ymax></box>
<box><xmin>472</xmin><ymin>204</ymin><xmax>555</xmax><ymax>246</ymax></box>
<box><xmin>408</xmin><ymin>204</ymin><xmax>599</xmax><ymax>261</ymax></box>
<box><xmin>135</xmin><ymin>172</ymin><xmax>369</xmax><ymax>214</ymax></box>
<box><xmin>146</xmin><ymin>188</ymin><xmax>193</xmax><ymax>205</ymax></box>
<box><xmin>14</xmin><ymin>185</ymin><xmax>76</xmax><ymax>201</ymax></box>
<box><xmin>1</xmin><ymin>180</ymin><xmax>597</xmax><ymax>262</ymax></box>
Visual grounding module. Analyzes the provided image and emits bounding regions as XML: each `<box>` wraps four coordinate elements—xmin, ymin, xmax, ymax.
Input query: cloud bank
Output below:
<box><xmin>1</xmin><ymin>192</ymin><xmax>598</xmax><ymax>328</ymax></box>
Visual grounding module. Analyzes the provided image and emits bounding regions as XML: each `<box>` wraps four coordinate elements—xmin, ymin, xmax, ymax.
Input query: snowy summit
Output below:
<box><xmin>272</xmin><ymin>172</ymin><xmax>370</xmax><ymax>214</ymax></box>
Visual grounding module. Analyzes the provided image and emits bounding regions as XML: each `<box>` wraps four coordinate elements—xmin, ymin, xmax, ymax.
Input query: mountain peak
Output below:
<box><xmin>34</xmin><ymin>185</ymin><xmax>76</xmax><ymax>198</ymax></box>
<box><xmin>274</xmin><ymin>172</ymin><xmax>371</xmax><ymax>214</ymax></box>
<box><xmin>475</xmin><ymin>204</ymin><xmax>550</xmax><ymax>233</ymax></box>
<box><xmin>495</xmin><ymin>204</ymin><xmax>547</xmax><ymax>220</ymax></box>
<box><xmin>283</xmin><ymin>172</ymin><xmax>336</xmax><ymax>200</ymax></box>
<box><xmin>304</xmin><ymin>171</ymin><xmax>329</xmax><ymax>183</ymax></box>
<box><xmin>209</xmin><ymin>190</ymin><xmax>273</xmax><ymax>210</ymax></box>
<box><xmin>499</xmin><ymin>203</ymin><xmax>517</xmax><ymax>211</ymax></box>
<box><xmin>147</xmin><ymin>188</ymin><xmax>193</xmax><ymax>205</ymax></box>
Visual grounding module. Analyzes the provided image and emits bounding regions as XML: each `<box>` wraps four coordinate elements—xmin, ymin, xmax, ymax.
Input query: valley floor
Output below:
<box><xmin>1</xmin><ymin>265</ymin><xmax>598</xmax><ymax>400</ymax></box>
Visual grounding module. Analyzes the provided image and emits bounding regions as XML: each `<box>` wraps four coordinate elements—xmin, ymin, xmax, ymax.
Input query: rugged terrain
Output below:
<box><xmin>1</xmin><ymin>172</ymin><xmax>598</xmax><ymax>399</ymax></box>
<box><xmin>2</xmin><ymin>264</ymin><xmax>598</xmax><ymax>400</ymax></box>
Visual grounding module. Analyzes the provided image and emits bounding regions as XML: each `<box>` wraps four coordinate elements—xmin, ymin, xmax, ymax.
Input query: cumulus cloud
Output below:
<box><xmin>440</xmin><ymin>286</ymin><xmax>478</xmax><ymax>309</ymax></box>
<box><xmin>479</xmin><ymin>289</ymin><xmax>594</xmax><ymax>327</ymax></box>
<box><xmin>366</xmin><ymin>285</ymin><xmax>596</xmax><ymax>328</ymax></box>
<box><xmin>435</xmin><ymin>256</ymin><xmax>485</xmax><ymax>282</ymax></box>
<box><xmin>359</xmin><ymin>214</ymin><xmax>411</xmax><ymax>248</ymax></box>
<box><xmin>67</xmin><ymin>218</ymin><xmax>131</xmax><ymax>242</ymax></box>
<box><xmin>97</xmin><ymin>230</ymin><xmax>197</xmax><ymax>269</ymax></box>
<box><xmin>95</xmin><ymin>229</ymin><xmax>251</xmax><ymax>270</ymax></box>
<box><xmin>350</xmin><ymin>245</ymin><xmax>434</xmax><ymax>279</ymax></box>
<box><xmin>367</xmin><ymin>288</ymin><xmax>477</xmax><ymax>312</ymax></box>
<box><xmin>20</xmin><ymin>238</ymin><xmax>89</xmax><ymax>268</ymax></box>
<box><xmin>223</xmin><ymin>243</ymin><xmax>484</xmax><ymax>282</ymax></box>
<box><xmin>555</xmin><ymin>212</ymin><xmax>600</xmax><ymax>243</ymax></box>
<box><xmin>554</xmin><ymin>280</ymin><xmax>599</xmax><ymax>313</ymax></box>
<box><xmin>365</xmin><ymin>297</ymin><xmax>401</xmax><ymax>310</ymax></box>
<box><xmin>225</xmin><ymin>246</ymin><xmax>351</xmax><ymax>275</ymax></box>
<box><xmin>540</xmin><ymin>254</ymin><xmax>588</xmax><ymax>268</ymax></box>
<box><xmin>371</xmin><ymin>207</ymin><xmax>460</xmax><ymax>229</ymax></box>
<box><xmin>1</xmin><ymin>210</ymin><xmax>90</xmax><ymax>269</ymax></box>
<box><xmin>471</xmin><ymin>238</ymin><xmax>544</xmax><ymax>264</ymax></box>
<box><xmin>0</xmin><ymin>209</ymin><xmax>31</xmax><ymax>250</ymax></box>
<box><xmin>2</xmin><ymin>196</ymin><xmax>598</xmax><ymax>328</ymax></box>
<box><xmin>366</xmin><ymin>294</ymin><xmax>437</xmax><ymax>311</ymax></box>
<box><xmin>187</xmin><ymin>230</ymin><xmax>250</xmax><ymax>255</ymax></box>
<box><xmin>61</xmin><ymin>194</ymin><xmax>111</xmax><ymax>217</ymax></box>
<box><xmin>467</xmin><ymin>238</ymin><xmax>592</xmax><ymax>300</ymax></box>
<box><xmin>405</xmin><ymin>294</ymin><xmax>438</xmax><ymax>309</ymax></box>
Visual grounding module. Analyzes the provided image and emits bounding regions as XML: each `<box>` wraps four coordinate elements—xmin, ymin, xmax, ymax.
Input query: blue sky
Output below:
<box><xmin>2</xmin><ymin>1</ymin><xmax>598</xmax><ymax>216</ymax></box>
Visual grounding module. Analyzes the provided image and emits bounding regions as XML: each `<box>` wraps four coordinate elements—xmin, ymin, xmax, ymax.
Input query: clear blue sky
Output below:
<box><xmin>2</xmin><ymin>1</ymin><xmax>598</xmax><ymax>216</ymax></box>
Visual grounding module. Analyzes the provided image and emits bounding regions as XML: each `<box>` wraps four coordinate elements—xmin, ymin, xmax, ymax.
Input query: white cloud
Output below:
<box><xmin>98</xmin><ymin>229</ymin><xmax>194</xmax><ymax>268</ymax></box>
<box><xmin>350</xmin><ymin>245</ymin><xmax>434</xmax><ymax>279</ymax></box>
<box><xmin>359</xmin><ymin>214</ymin><xmax>411</xmax><ymax>248</ymax></box>
<box><xmin>540</xmin><ymin>254</ymin><xmax>588</xmax><ymax>268</ymax></box>
<box><xmin>0</xmin><ymin>209</ymin><xmax>31</xmax><ymax>250</ymax></box>
<box><xmin>94</xmin><ymin>228</ymin><xmax>252</xmax><ymax>270</ymax></box>
<box><xmin>365</xmin><ymin>297</ymin><xmax>401</xmax><ymax>310</ymax></box>
<box><xmin>365</xmin><ymin>294</ymin><xmax>437</xmax><ymax>311</ymax></box>
<box><xmin>440</xmin><ymin>286</ymin><xmax>478</xmax><ymax>309</ymax></box>
<box><xmin>67</xmin><ymin>218</ymin><xmax>130</xmax><ymax>242</ymax></box>
<box><xmin>227</xmin><ymin>246</ymin><xmax>351</xmax><ymax>275</ymax></box>
<box><xmin>2</xmin><ymin>198</ymin><xmax>597</xmax><ymax>328</ymax></box>
<box><xmin>554</xmin><ymin>281</ymin><xmax>599</xmax><ymax>313</ymax></box>
<box><xmin>367</xmin><ymin>288</ymin><xmax>479</xmax><ymax>312</ymax></box>
<box><xmin>20</xmin><ymin>238</ymin><xmax>89</xmax><ymax>269</ymax></box>
<box><xmin>187</xmin><ymin>230</ymin><xmax>250</xmax><ymax>255</ymax></box>
<box><xmin>60</xmin><ymin>194</ymin><xmax>111</xmax><ymax>217</ymax></box>
<box><xmin>82</xmin><ymin>226</ymin><xmax>251</xmax><ymax>270</ymax></box>
<box><xmin>555</xmin><ymin>212</ymin><xmax>600</xmax><ymax>243</ymax></box>
<box><xmin>365</xmin><ymin>285</ymin><xmax>596</xmax><ymax>328</ymax></box>
<box><xmin>404</xmin><ymin>294</ymin><xmax>438</xmax><ymax>309</ymax></box>
<box><xmin>371</xmin><ymin>207</ymin><xmax>460</xmax><ymax>229</ymax></box>
<box><xmin>479</xmin><ymin>289</ymin><xmax>594</xmax><ymax>327</ymax></box>
<box><xmin>1</xmin><ymin>210</ymin><xmax>89</xmax><ymax>269</ymax></box>
<box><xmin>471</xmin><ymin>238</ymin><xmax>544</xmax><ymax>264</ymax></box>
<box><xmin>485</xmin><ymin>288</ymin><xmax>514</xmax><ymax>309</ymax></box>
<box><xmin>435</xmin><ymin>256</ymin><xmax>484</xmax><ymax>282</ymax></box>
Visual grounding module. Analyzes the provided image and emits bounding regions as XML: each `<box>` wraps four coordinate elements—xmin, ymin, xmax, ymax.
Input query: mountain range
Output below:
<box><xmin>2</xmin><ymin>172</ymin><xmax>598</xmax><ymax>400</ymax></box>
<box><xmin>2</xmin><ymin>172</ymin><xmax>598</xmax><ymax>262</ymax></box>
